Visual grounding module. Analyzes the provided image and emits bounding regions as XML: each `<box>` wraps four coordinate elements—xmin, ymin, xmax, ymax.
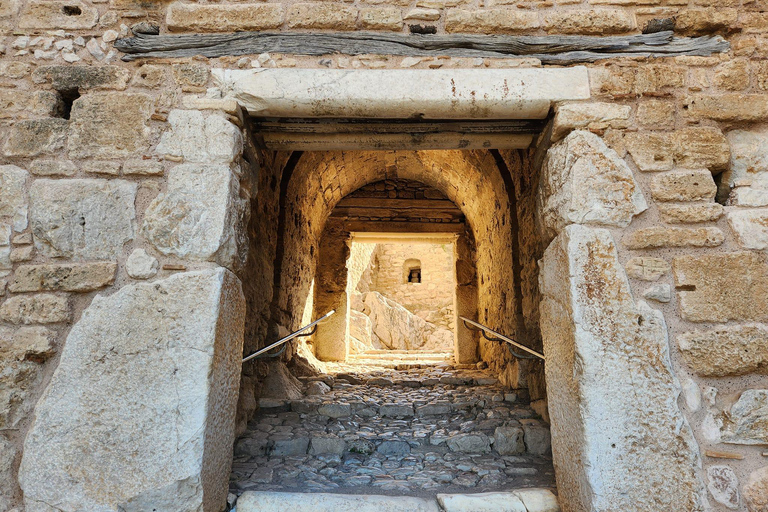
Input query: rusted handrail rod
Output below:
<box><xmin>242</xmin><ymin>310</ymin><xmax>335</xmax><ymax>363</ymax></box>
<box><xmin>459</xmin><ymin>316</ymin><xmax>545</xmax><ymax>361</ymax></box>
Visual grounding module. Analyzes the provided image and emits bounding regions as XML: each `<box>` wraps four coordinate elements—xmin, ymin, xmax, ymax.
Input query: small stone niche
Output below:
<box><xmin>404</xmin><ymin>259</ymin><xmax>421</xmax><ymax>284</ymax></box>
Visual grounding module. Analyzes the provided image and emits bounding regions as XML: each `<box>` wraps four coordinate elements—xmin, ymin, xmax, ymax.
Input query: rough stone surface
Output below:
<box><xmin>642</xmin><ymin>284</ymin><xmax>671</xmax><ymax>303</ymax></box>
<box><xmin>725</xmin><ymin>128</ymin><xmax>768</xmax><ymax>207</ymax></box>
<box><xmin>18</xmin><ymin>0</ymin><xmax>98</xmax><ymax>29</ymax></box>
<box><xmin>287</xmin><ymin>3</ymin><xmax>357</xmax><ymax>30</ymax></box>
<box><xmin>125</xmin><ymin>249</ymin><xmax>158</xmax><ymax>280</ymax></box>
<box><xmin>707</xmin><ymin>465</ymin><xmax>740</xmax><ymax>510</ymax></box>
<box><xmin>623</xmin><ymin>226</ymin><xmax>724</xmax><ymax>249</ymax></box>
<box><xmin>9</xmin><ymin>262</ymin><xmax>117</xmax><ymax>293</ymax></box>
<box><xmin>18</xmin><ymin>268</ymin><xmax>245</xmax><ymax>512</ymax></box>
<box><xmin>727</xmin><ymin>209</ymin><xmax>768</xmax><ymax>250</ymax></box>
<box><xmin>494</xmin><ymin>426</ymin><xmax>524</xmax><ymax>455</ymax></box>
<box><xmin>678</xmin><ymin>325</ymin><xmax>768</xmax><ymax>377</ymax></box>
<box><xmin>0</xmin><ymin>165</ymin><xmax>28</xmax><ymax>232</ymax></box>
<box><xmin>444</xmin><ymin>9</ymin><xmax>539</xmax><ymax>34</ymax></box>
<box><xmin>156</xmin><ymin>110</ymin><xmax>242</xmax><ymax>164</ymax></box>
<box><xmin>722</xmin><ymin>389</ymin><xmax>768</xmax><ymax>446</ymax></box>
<box><xmin>68</xmin><ymin>93</ymin><xmax>153</xmax><ymax>159</ymax></box>
<box><xmin>167</xmin><ymin>2</ymin><xmax>285</xmax><ymax>32</ymax></box>
<box><xmin>29</xmin><ymin>179</ymin><xmax>136</xmax><ymax>260</ymax></box>
<box><xmin>437</xmin><ymin>492</ymin><xmax>526</xmax><ymax>512</ymax></box>
<box><xmin>659</xmin><ymin>203</ymin><xmax>723</xmax><ymax>224</ymax></box>
<box><xmin>674</xmin><ymin>252</ymin><xmax>768</xmax><ymax>323</ymax></box>
<box><xmin>3</xmin><ymin>119</ymin><xmax>67</xmax><ymax>157</ymax></box>
<box><xmin>143</xmin><ymin>164</ymin><xmax>247</xmax><ymax>269</ymax></box>
<box><xmin>0</xmin><ymin>434</ymin><xmax>16</xmax><ymax>510</ymax></box>
<box><xmin>744</xmin><ymin>466</ymin><xmax>768</xmax><ymax>512</ymax></box>
<box><xmin>544</xmin><ymin>9</ymin><xmax>635</xmax><ymax>34</ymax></box>
<box><xmin>551</xmin><ymin>102</ymin><xmax>631</xmax><ymax>141</ymax></box>
<box><xmin>237</xmin><ymin>492</ymin><xmax>440</xmax><ymax>512</ymax></box>
<box><xmin>539</xmin><ymin>224</ymin><xmax>703</xmax><ymax>512</ymax></box>
<box><xmin>624</xmin><ymin>128</ymin><xmax>730</xmax><ymax>173</ymax></box>
<box><xmin>0</xmin><ymin>294</ymin><xmax>69</xmax><ymax>324</ymax></box>
<box><xmin>650</xmin><ymin>169</ymin><xmax>716</xmax><ymax>202</ymax></box>
<box><xmin>538</xmin><ymin>130</ymin><xmax>647</xmax><ymax>242</ymax></box>
<box><xmin>625</xmin><ymin>257</ymin><xmax>670</xmax><ymax>281</ymax></box>
<box><xmin>685</xmin><ymin>94</ymin><xmax>768</xmax><ymax>122</ymax></box>
<box><xmin>32</xmin><ymin>65</ymin><xmax>130</xmax><ymax>91</ymax></box>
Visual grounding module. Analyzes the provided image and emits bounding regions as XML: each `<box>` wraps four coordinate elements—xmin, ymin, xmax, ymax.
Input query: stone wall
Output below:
<box><xmin>1</xmin><ymin>0</ymin><xmax>768</xmax><ymax>510</ymax></box>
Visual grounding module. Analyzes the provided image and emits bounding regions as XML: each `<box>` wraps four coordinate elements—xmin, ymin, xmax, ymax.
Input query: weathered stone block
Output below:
<box><xmin>722</xmin><ymin>389</ymin><xmax>768</xmax><ymax>446</ymax></box>
<box><xmin>29</xmin><ymin>159</ymin><xmax>77</xmax><ymax>177</ymax></box>
<box><xmin>238</xmin><ymin>492</ymin><xmax>440</xmax><ymax>512</ymax></box>
<box><xmin>623</xmin><ymin>226</ymin><xmax>724</xmax><ymax>249</ymax></box>
<box><xmin>707</xmin><ymin>466</ymin><xmax>740</xmax><ymax>510</ymax></box>
<box><xmin>68</xmin><ymin>93</ymin><xmax>153</xmax><ymax>159</ymax></box>
<box><xmin>0</xmin><ymin>434</ymin><xmax>17</xmax><ymax>511</ymax></box>
<box><xmin>10</xmin><ymin>326</ymin><xmax>56</xmax><ymax>362</ymax></box>
<box><xmin>551</xmin><ymin>102</ymin><xmax>631</xmax><ymax>142</ymax></box>
<box><xmin>643</xmin><ymin>284</ymin><xmax>671</xmax><ymax>303</ymax></box>
<box><xmin>674</xmin><ymin>252</ymin><xmax>768</xmax><ymax>323</ymax></box>
<box><xmin>0</xmin><ymin>294</ymin><xmax>69</xmax><ymax>324</ymax></box>
<box><xmin>18</xmin><ymin>0</ymin><xmax>98</xmax><ymax>29</ymax></box>
<box><xmin>675</xmin><ymin>8</ymin><xmax>738</xmax><ymax>35</ymax></box>
<box><xmin>651</xmin><ymin>169</ymin><xmax>717</xmax><ymax>202</ymax></box>
<box><xmin>544</xmin><ymin>8</ymin><xmax>635</xmax><ymax>34</ymax></box>
<box><xmin>724</xmin><ymin>128</ymin><xmax>768</xmax><ymax>207</ymax></box>
<box><xmin>126</xmin><ymin>249</ymin><xmax>158</xmax><ymax>280</ymax></box>
<box><xmin>359</xmin><ymin>7</ymin><xmax>402</xmax><ymax>30</ymax></box>
<box><xmin>539</xmin><ymin>224</ymin><xmax>703</xmax><ymax>512</ymax></box>
<box><xmin>18</xmin><ymin>268</ymin><xmax>245</xmax><ymax>512</ymax></box>
<box><xmin>743</xmin><ymin>466</ymin><xmax>768</xmax><ymax>512</ymax></box>
<box><xmin>685</xmin><ymin>94</ymin><xmax>768</xmax><ymax>122</ymax></box>
<box><xmin>446</xmin><ymin>433</ymin><xmax>491</xmax><ymax>453</ymax></box>
<box><xmin>0</xmin><ymin>90</ymin><xmax>63</xmax><ymax>119</ymax></box>
<box><xmin>678</xmin><ymin>324</ymin><xmax>768</xmax><ymax>377</ymax></box>
<box><xmin>625</xmin><ymin>128</ymin><xmax>730</xmax><ymax>172</ymax></box>
<box><xmin>624</xmin><ymin>132</ymin><xmax>674</xmax><ymax>172</ymax></box>
<box><xmin>727</xmin><ymin>209</ymin><xmax>768</xmax><ymax>250</ymax></box>
<box><xmin>659</xmin><ymin>203</ymin><xmax>723</xmax><ymax>224</ymax></box>
<box><xmin>636</xmin><ymin>99</ymin><xmax>675</xmax><ymax>130</ymax></box>
<box><xmin>156</xmin><ymin>110</ymin><xmax>242</xmax><ymax>164</ymax></box>
<box><xmin>287</xmin><ymin>3</ymin><xmax>357</xmax><ymax>30</ymax></box>
<box><xmin>9</xmin><ymin>262</ymin><xmax>117</xmax><ymax>293</ymax></box>
<box><xmin>538</xmin><ymin>130</ymin><xmax>647</xmax><ymax>242</ymax></box>
<box><xmin>142</xmin><ymin>164</ymin><xmax>247</xmax><ymax>270</ymax></box>
<box><xmin>445</xmin><ymin>9</ymin><xmax>540</xmax><ymax>33</ymax></box>
<box><xmin>3</xmin><ymin>119</ymin><xmax>68</xmax><ymax>157</ymax></box>
<box><xmin>0</xmin><ymin>340</ymin><xmax>44</xmax><ymax>429</ymax></box>
<box><xmin>32</xmin><ymin>65</ymin><xmax>130</xmax><ymax>91</ymax></box>
<box><xmin>166</xmin><ymin>2</ymin><xmax>285</xmax><ymax>32</ymax></box>
<box><xmin>625</xmin><ymin>257</ymin><xmax>670</xmax><ymax>281</ymax></box>
<box><xmin>714</xmin><ymin>60</ymin><xmax>750</xmax><ymax>91</ymax></box>
<box><xmin>0</xmin><ymin>165</ymin><xmax>28</xmax><ymax>232</ymax></box>
<box><xmin>635</xmin><ymin>64</ymin><xmax>686</xmax><ymax>95</ymax></box>
<box><xmin>29</xmin><ymin>179</ymin><xmax>136</xmax><ymax>260</ymax></box>
<box><xmin>494</xmin><ymin>426</ymin><xmax>524</xmax><ymax>455</ymax></box>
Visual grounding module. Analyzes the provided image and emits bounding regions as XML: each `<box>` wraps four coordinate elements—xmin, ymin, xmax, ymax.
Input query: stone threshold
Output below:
<box><xmin>234</xmin><ymin>489</ymin><xmax>559</xmax><ymax>512</ymax></box>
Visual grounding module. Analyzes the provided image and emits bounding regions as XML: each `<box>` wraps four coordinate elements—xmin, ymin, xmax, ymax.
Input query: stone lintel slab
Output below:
<box><xmin>212</xmin><ymin>68</ymin><xmax>590</xmax><ymax>120</ymax></box>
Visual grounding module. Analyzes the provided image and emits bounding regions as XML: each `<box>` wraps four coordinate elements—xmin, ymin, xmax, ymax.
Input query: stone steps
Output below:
<box><xmin>231</xmin><ymin>366</ymin><xmax>555</xmax><ymax>502</ymax></box>
<box><xmin>346</xmin><ymin>350</ymin><xmax>454</xmax><ymax>368</ymax></box>
<box><xmin>234</xmin><ymin>489</ymin><xmax>560</xmax><ymax>512</ymax></box>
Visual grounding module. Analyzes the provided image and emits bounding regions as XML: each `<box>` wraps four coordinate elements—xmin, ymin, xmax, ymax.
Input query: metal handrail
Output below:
<box><xmin>242</xmin><ymin>310</ymin><xmax>335</xmax><ymax>363</ymax></box>
<box><xmin>459</xmin><ymin>316</ymin><xmax>545</xmax><ymax>361</ymax></box>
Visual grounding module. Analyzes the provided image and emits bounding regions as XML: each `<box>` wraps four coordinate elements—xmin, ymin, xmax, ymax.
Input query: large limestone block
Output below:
<box><xmin>0</xmin><ymin>165</ymin><xmax>28</xmax><ymax>232</ymax></box>
<box><xmin>143</xmin><ymin>164</ymin><xmax>247</xmax><ymax>270</ymax></box>
<box><xmin>18</xmin><ymin>268</ymin><xmax>245</xmax><ymax>512</ymax></box>
<box><xmin>68</xmin><ymin>93</ymin><xmax>153</xmax><ymax>159</ymax></box>
<box><xmin>156</xmin><ymin>110</ymin><xmax>242</xmax><ymax>164</ymax></box>
<box><xmin>0</xmin><ymin>434</ymin><xmax>17</xmax><ymax>511</ymax></box>
<box><xmin>674</xmin><ymin>252</ymin><xmax>768</xmax><ymax>323</ymax></box>
<box><xmin>29</xmin><ymin>179</ymin><xmax>136</xmax><ymax>260</ymax></box>
<box><xmin>722</xmin><ymin>389</ymin><xmax>768</xmax><ymax>446</ymax></box>
<box><xmin>237</xmin><ymin>492</ymin><xmax>440</xmax><ymax>512</ymax></box>
<box><xmin>551</xmin><ymin>102</ymin><xmax>631</xmax><ymax>141</ymax></box>
<box><xmin>727</xmin><ymin>208</ymin><xmax>768</xmax><ymax>250</ymax></box>
<box><xmin>539</xmin><ymin>225</ymin><xmax>703</xmax><ymax>512</ymax></box>
<box><xmin>9</xmin><ymin>262</ymin><xmax>116</xmax><ymax>292</ymax></box>
<box><xmin>538</xmin><ymin>130</ymin><xmax>647</xmax><ymax>242</ymax></box>
<box><xmin>744</xmin><ymin>466</ymin><xmax>768</xmax><ymax>512</ymax></box>
<box><xmin>678</xmin><ymin>324</ymin><xmax>768</xmax><ymax>377</ymax></box>
<box><xmin>725</xmin><ymin>129</ymin><xmax>768</xmax><ymax>207</ymax></box>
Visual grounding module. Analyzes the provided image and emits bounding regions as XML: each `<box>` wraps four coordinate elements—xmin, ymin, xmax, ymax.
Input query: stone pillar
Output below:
<box><xmin>454</xmin><ymin>230</ymin><xmax>478</xmax><ymax>363</ymax></box>
<box><xmin>314</xmin><ymin>220</ymin><xmax>350</xmax><ymax>361</ymax></box>
<box><xmin>539</xmin><ymin>225</ymin><xmax>704</xmax><ymax>512</ymax></box>
<box><xmin>18</xmin><ymin>268</ymin><xmax>245</xmax><ymax>511</ymax></box>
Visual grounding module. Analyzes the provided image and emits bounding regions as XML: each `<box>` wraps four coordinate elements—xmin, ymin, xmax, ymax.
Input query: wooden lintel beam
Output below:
<box><xmin>335</xmin><ymin>198</ymin><xmax>458</xmax><ymax>210</ymax></box>
<box><xmin>341</xmin><ymin>221</ymin><xmax>465</xmax><ymax>233</ymax></box>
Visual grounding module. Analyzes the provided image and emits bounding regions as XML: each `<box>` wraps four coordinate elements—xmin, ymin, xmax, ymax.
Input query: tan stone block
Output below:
<box><xmin>741</xmin><ymin>12</ymin><xmax>768</xmax><ymax>34</ymax></box>
<box><xmin>727</xmin><ymin>208</ymin><xmax>768</xmax><ymax>250</ymax></box>
<box><xmin>445</xmin><ymin>9</ymin><xmax>540</xmax><ymax>33</ymax></box>
<box><xmin>623</xmin><ymin>226</ymin><xmax>724</xmax><ymax>249</ymax></box>
<box><xmin>9</xmin><ymin>262</ymin><xmax>117</xmax><ymax>293</ymax></box>
<box><xmin>0</xmin><ymin>294</ymin><xmax>69</xmax><ymax>324</ymax></box>
<box><xmin>551</xmin><ymin>102</ymin><xmax>631</xmax><ymax>141</ymax></box>
<box><xmin>287</xmin><ymin>3</ymin><xmax>357</xmax><ymax>30</ymax></box>
<box><xmin>166</xmin><ymin>2</ymin><xmax>285</xmax><ymax>32</ymax></box>
<box><xmin>404</xmin><ymin>8</ymin><xmax>440</xmax><ymax>21</ymax></box>
<box><xmin>635</xmin><ymin>64</ymin><xmax>686</xmax><ymax>94</ymax></box>
<box><xmin>713</xmin><ymin>59</ymin><xmax>750</xmax><ymax>91</ymax></box>
<box><xmin>684</xmin><ymin>94</ymin><xmax>768</xmax><ymax>122</ymax></box>
<box><xmin>544</xmin><ymin>8</ymin><xmax>635</xmax><ymax>34</ymax></box>
<box><xmin>10</xmin><ymin>245</ymin><xmax>33</xmax><ymax>262</ymax></box>
<box><xmin>360</xmin><ymin>7</ymin><xmax>402</xmax><ymax>30</ymax></box>
<box><xmin>673</xmin><ymin>251</ymin><xmax>768</xmax><ymax>322</ymax></box>
<box><xmin>743</xmin><ymin>466</ymin><xmax>768</xmax><ymax>512</ymax></box>
<box><xmin>678</xmin><ymin>324</ymin><xmax>768</xmax><ymax>377</ymax></box>
<box><xmin>171</xmin><ymin>63</ymin><xmax>209</xmax><ymax>88</ymax></box>
<box><xmin>415</xmin><ymin>0</ymin><xmax>467</xmax><ymax>7</ymax></box>
<box><xmin>18</xmin><ymin>1</ymin><xmax>98</xmax><ymax>29</ymax></box>
<box><xmin>675</xmin><ymin>8</ymin><xmax>738</xmax><ymax>35</ymax></box>
<box><xmin>757</xmin><ymin>61</ymin><xmax>768</xmax><ymax>91</ymax></box>
<box><xmin>658</xmin><ymin>203</ymin><xmax>723</xmax><ymax>224</ymax></box>
<box><xmin>2</xmin><ymin>119</ymin><xmax>68</xmax><ymax>158</ymax></box>
<box><xmin>0</xmin><ymin>62</ymin><xmax>32</xmax><ymax>80</ymax></box>
<box><xmin>68</xmin><ymin>93</ymin><xmax>153</xmax><ymax>159</ymax></box>
<box><xmin>0</xmin><ymin>91</ymin><xmax>62</xmax><ymax>119</ymax></box>
<box><xmin>673</xmin><ymin>127</ymin><xmax>730</xmax><ymax>172</ymax></box>
<box><xmin>625</xmin><ymin>257</ymin><xmax>670</xmax><ymax>281</ymax></box>
<box><xmin>11</xmin><ymin>326</ymin><xmax>56</xmax><ymax>362</ymax></box>
<box><xmin>636</xmin><ymin>99</ymin><xmax>675</xmax><ymax>130</ymax></box>
<box><xmin>722</xmin><ymin>389</ymin><xmax>768</xmax><ymax>446</ymax></box>
<box><xmin>132</xmin><ymin>65</ymin><xmax>168</xmax><ymax>88</ymax></box>
<box><xmin>588</xmin><ymin>66</ymin><xmax>635</xmax><ymax>97</ymax></box>
<box><xmin>32</xmin><ymin>66</ymin><xmax>130</xmax><ymax>91</ymax></box>
<box><xmin>651</xmin><ymin>169</ymin><xmax>716</xmax><ymax>202</ymax></box>
<box><xmin>624</xmin><ymin>132</ymin><xmax>675</xmax><ymax>172</ymax></box>
<box><xmin>29</xmin><ymin>159</ymin><xmax>77</xmax><ymax>177</ymax></box>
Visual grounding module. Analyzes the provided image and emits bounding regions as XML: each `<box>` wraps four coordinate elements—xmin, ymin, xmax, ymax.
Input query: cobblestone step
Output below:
<box><xmin>231</xmin><ymin>365</ymin><xmax>555</xmax><ymax>502</ymax></box>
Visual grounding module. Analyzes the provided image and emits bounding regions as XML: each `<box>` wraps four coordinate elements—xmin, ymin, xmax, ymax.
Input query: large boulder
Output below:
<box><xmin>18</xmin><ymin>268</ymin><xmax>245</xmax><ymax>512</ymax></box>
<box><xmin>539</xmin><ymin>224</ymin><xmax>704</xmax><ymax>512</ymax></box>
<box><xmin>361</xmin><ymin>292</ymin><xmax>452</xmax><ymax>351</ymax></box>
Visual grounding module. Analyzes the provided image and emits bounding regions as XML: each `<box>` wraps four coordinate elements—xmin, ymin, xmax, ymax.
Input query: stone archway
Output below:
<box><xmin>16</xmin><ymin>68</ymin><xmax>703</xmax><ymax>512</ymax></box>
